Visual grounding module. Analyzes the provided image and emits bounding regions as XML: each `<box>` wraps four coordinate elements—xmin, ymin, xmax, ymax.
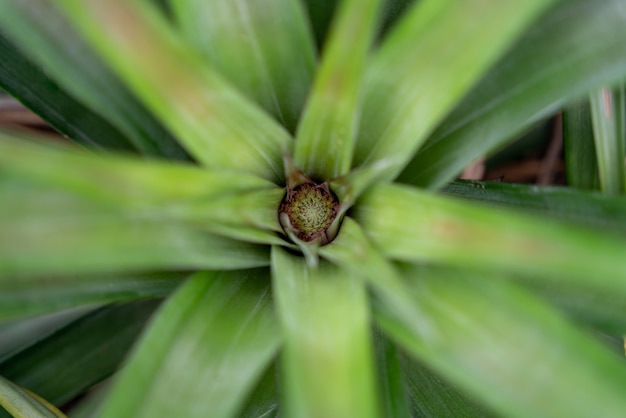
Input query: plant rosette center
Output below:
<box><xmin>279</xmin><ymin>181</ymin><xmax>340</xmax><ymax>245</ymax></box>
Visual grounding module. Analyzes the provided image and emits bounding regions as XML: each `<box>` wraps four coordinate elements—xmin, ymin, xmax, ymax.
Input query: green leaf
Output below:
<box><xmin>236</xmin><ymin>363</ymin><xmax>279</xmax><ymax>418</ymax></box>
<box><xmin>329</xmin><ymin>214</ymin><xmax>626</xmax><ymax>335</ymax></box>
<box><xmin>171</xmin><ymin>0</ymin><xmax>315</xmax><ymax>133</ymax></box>
<box><xmin>66</xmin><ymin>386</ymin><xmax>109</xmax><ymax>418</ymax></box>
<box><xmin>0</xmin><ymin>301</ymin><xmax>158</xmax><ymax>411</ymax></box>
<box><xmin>0</xmin><ymin>308</ymin><xmax>93</xmax><ymax>358</ymax></box>
<box><xmin>355</xmin><ymin>183</ymin><xmax>626</xmax><ymax>295</ymax></box>
<box><xmin>373</xmin><ymin>329</ymin><xmax>410</xmax><ymax>418</ymax></box>
<box><xmin>0</xmin><ymin>133</ymin><xmax>275</xmax><ymax>207</ymax></box>
<box><xmin>319</xmin><ymin>217</ymin><xmax>400</xmax><ymax>291</ymax></box>
<box><xmin>440</xmin><ymin>180</ymin><xmax>626</xmax><ymax>234</ymax></box>
<box><xmin>100</xmin><ymin>270</ymin><xmax>281</xmax><ymax>418</ymax></box>
<box><xmin>55</xmin><ymin>0</ymin><xmax>292</xmax><ymax>182</ymax></box>
<box><xmin>320</xmin><ymin>217</ymin><xmax>427</xmax><ymax>357</ymax></box>
<box><xmin>563</xmin><ymin>100</ymin><xmax>600</xmax><ymax>190</ymax></box>
<box><xmin>0</xmin><ymin>272</ymin><xmax>182</xmax><ymax>321</ymax></box>
<box><xmin>0</xmin><ymin>181</ymin><xmax>270</xmax><ymax>277</ymax></box>
<box><xmin>0</xmin><ymin>375</ymin><xmax>64</xmax><ymax>418</ymax></box>
<box><xmin>375</xmin><ymin>265</ymin><xmax>626</xmax><ymax>418</ymax></box>
<box><xmin>521</xmin><ymin>273</ymin><xmax>626</xmax><ymax>334</ymax></box>
<box><xmin>293</xmin><ymin>0</ymin><xmax>381</xmax><ymax>180</ymax></box>
<box><xmin>271</xmin><ymin>247</ymin><xmax>379</xmax><ymax>418</ymax></box>
<box><xmin>589</xmin><ymin>86</ymin><xmax>626</xmax><ymax>194</ymax></box>
<box><xmin>400</xmin><ymin>0</ymin><xmax>626</xmax><ymax>189</ymax></box>
<box><xmin>378</xmin><ymin>0</ymin><xmax>415</xmax><ymax>38</ymax></box>
<box><xmin>0</xmin><ymin>0</ymin><xmax>186</xmax><ymax>159</ymax></box>
<box><xmin>399</xmin><ymin>352</ymin><xmax>492</xmax><ymax>418</ymax></box>
<box><xmin>301</xmin><ymin>0</ymin><xmax>336</xmax><ymax>49</ymax></box>
<box><xmin>0</xmin><ymin>33</ymin><xmax>132</xmax><ymax>151</ymax></box>
<box><xmin>353</xmin><ymin>0</ymin><xmax>556</xmax><ymax>181</ymax></box>
<box><xmin>0</xmin><ymin>132</ymin><xmax>285</xmax><ymax>245</ymax></box>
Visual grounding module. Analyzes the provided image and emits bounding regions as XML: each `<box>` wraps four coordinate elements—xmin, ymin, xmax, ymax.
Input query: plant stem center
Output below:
<box><xmin>280</xmin><ymin>182</ymin><xmax>339</xmax><ymax>243</ymax></box>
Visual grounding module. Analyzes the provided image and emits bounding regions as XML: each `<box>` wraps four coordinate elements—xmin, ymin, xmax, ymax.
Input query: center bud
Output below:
<box><xmin>279</xmin><ymin>181</ymin><xmax>339</xmax><ymax>245</ymax></box>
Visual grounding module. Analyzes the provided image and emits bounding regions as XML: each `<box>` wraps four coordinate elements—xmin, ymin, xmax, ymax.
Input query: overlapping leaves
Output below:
<box><xmin>1</xmin><ymin>1</ymin><xmax>626</xmax><ymax>418</ymax></box>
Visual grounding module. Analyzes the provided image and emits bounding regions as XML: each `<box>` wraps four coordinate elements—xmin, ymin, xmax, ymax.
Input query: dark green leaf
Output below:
<box><xmin>563</xmin><ymin>100</ymin><xmax>600</xmax><ymax>190</ymax></box>
<box><xmin>589</xmin><ymin>86</ymin><xmax>626</xmax><ymax>194</ymax></box>
<box><xmin>236</xmin><ymin>363</ymin><xmax>279</xmax><ymax>418</ymax></box>
<box><xmin>375</xmin><ymin>265</ymin><xmax>626</xmax><ymax>418</ymax></box>
<box><xmin>0</xmin><ymin>272</ymin><xmax>182</xmax><ymax>321</ymax></box>
<box><xmin>440</xmin><ymin>180</ymin><xmax>626</xmax><ymax>234</ymax></box>
<box><xmin>354</xmin><ymin>0</ymin><xmax>556</xmax><ymax>182</ymax></box>
<box><xmin>0</xmin><ymin>33</ymin><xmax>131</xmax><ymax>151</ymax></box>
<box><xmin>100</xmin><ymin>270</ymin><xmax>281</xmax><ymax>418</ymax></box>
<box><xmin>373</xmin><ymin>329</ymin><xmax>410</xmax><ymax>418</ymax></box>
<box><xmin>0</xmin><ymin>301</ymin><xmax>159</xmax><ymax>411</ymax></box>
<box><xmin>399</xmin><ymin>352</ymin><xmax>492</xmax><ymax>418</ymax></box>
<box><xmin>0</xmin><ymin>0</ymin><xmax>187</xmax><ymax>159</ymax></box>
<box><xmin>400</xmin><ymin>0</ymin><xmax>626</xmax><ymax>188</ymax></box>
<box><xmin>171</xmin><ymin>0</ymin><xmax>315</xmax><ymax>133</ymax></box>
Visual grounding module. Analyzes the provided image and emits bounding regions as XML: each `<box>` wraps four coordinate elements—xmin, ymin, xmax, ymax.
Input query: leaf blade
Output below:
<box><xmin>0</xmin><ymin>0</ymin><xmax>186</xmax><ymax>159</ymax></box>
<box><xmin>375</xmin><ymin>265</ymin><xmax>626</xmax><ymax>418</ymax></box>
<box><xmin>355</xmin><ymin>183</ymin><xmax>626</xmax><ymax>295</ymax></box>
<box><xmin>0</xmin><ymin>272</ymin><xmax>182</xmax><ymax>321</ymax></box>
<box><xmin>354</xmin><ymin>0</ymin><xmax>557</xmax><ymax>181</ymax></box>
<box><xmin>0</xmin><ymin>301</ymin><xmax>159</xmax><ymax>410</ymax></box>
<box><xmin>100</xmin><ymin>270</ymin><xmax>281</xmax><ymax>418</ymax></box>
<box><xmin>171</xmin><ymin>0</ymin><xmax>315</xmax><ymax>133</ymax></box>
<box><xmin>271</xmin><ymin>247</ymin><xmax>379</xmax><ymax>418</ymax></box>
<box><xmin>563</xmin><ymin>101</ymin><xmax>600</xmax><ymax>190</ymax></box>
<box><xmin>0</xmin><ymin>33</ymin><xmax>132</xmax><ymax>151</ymax></box>
<box><xmin>400</xmin><ymin>0</ymin><xmax>626</xmax><ymax>188</ymax></box>
<box><xmin>56</xmin><ymin>0</ymin><xmax>292</xmax><ymax>181</ymax></box>
<box><xmin>589</xmin><ymin>86</ymin><xmax>626</xmax><ymax>194</ymax></box>
<box><xmin>293</xmin><ymin>0</ymin><xmax>381</xmax><ymax>179</ymax></box>
<box><xmin>0</xmin><ymin>178</ymin><xmax>270</xmax><ymax>277</ymax></box>
<box><xmin>0</xmin><ymin>375</ymin><xmax>64</xmax><ymax>418</ymax></box>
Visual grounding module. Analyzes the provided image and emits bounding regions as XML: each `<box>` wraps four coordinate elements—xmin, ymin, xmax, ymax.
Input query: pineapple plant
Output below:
<box><xmin>1</xmin><ymin>0</ymin><xmax>626</xmax><ymax>417</ymax></box>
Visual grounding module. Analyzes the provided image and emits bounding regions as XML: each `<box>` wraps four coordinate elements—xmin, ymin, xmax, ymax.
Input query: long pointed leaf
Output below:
<box><xmin>0</xmin><ymin>133</ymin><xmax>275</xmax><ymax>207</ymax></box>
<box><xmin>0</xmin><ymin>301</ymin><xmax>158</xmax><ymax>412</ymax></box>
<box><xmin>100</xmin><ymin>270</ymin><xmax>281</xmax><ymax>418</ymax></box>
<box><xmin>375</xmin><ymin>265</ymin><xmax>626</xmax><ymax>418</ymax></box>
<box><xmin>0</xmin><ymin>0</ymin><xmax>186</xmax><ymax>159</ymax></box>
<box><xmin>321</xmin><ymin>218</ymin><xmax>493</xmax><ymax>416</ymax></box>
<box><xmin>440</xmin><ymin>180</ymin><xmax>626</xmax><ymax>233</ymax></box>
<box><xmin>563</xmin><ymin>101</ymin><xmax>600</xmax><ymax>190</ymax></box>
<box><xmin>0</xmin><ymin>376</ymin><xmax>63</xmax><ymax>418</ymax></box>
<box><xmin>0</xmin><ymin>308</ymin><xmax>93</xmax><ymax>358</ymax></box>
<box><xmin>373</xmin><ymin>329</ymin><xmax>410</xmax><ymax>418</ymax></box>
<box><xmin>55</xmin><ymin>0</ymin><xmax>292</xmax><ymax>182</ymax></box>
<box><xmin>589</xmin><ymin>86</ymin><xmax>626</xmax><ymax>194</ymax></box>
<box><xmin>0</xmin><ymin>272</ymin><xmax>182</xmax><ymax>321</ymax></box>
<box><xmin>0</xmin><ymin>133</ymin><xmax>284</xmax><ymax>244</ymax></box>
<box><xmin>399</xmin><ymin>353</ymin><xmax>492</xmax><ymax>418</ymax></box>
<box><xmin>353</xmin><ymin>0</ymin><xmax>556</xmax><ymax>181</ymax></box>
<box><xmin>0</xmin><ymin>33</ymin><xmax>131</xmax><ymax>151</ymax></box>
<box><xmin>271</xmin><ymin>247</ymin><xmax>379</xmax><ymax>418</ymax></box>
<box><xmin>355</xmin><ymin>183</ymin><xmax>626</xmax><ymax>295</ymax></box>
<box><xmin>293</xmin><ymin>0</ymin><xmax>381</xmax><ymax>179</ymax></box>
<box><xmin>0</xmin><ymin>178</ymin><xmax>269</xmax><ymax>277</ymax></box>
<box><xmin>400</xmin><ymin>0</ymin><xmax>626</xmax><ymax>188</ymax></box>
<box><xmin>171</xmin><ymin>0</ymin><xmax>315</xmax><ymax>133</ymax></box>
<box><xmin>236</xmin><ymin>364</ymin><xmax>279</xmax><ymax>418</ymax></box>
